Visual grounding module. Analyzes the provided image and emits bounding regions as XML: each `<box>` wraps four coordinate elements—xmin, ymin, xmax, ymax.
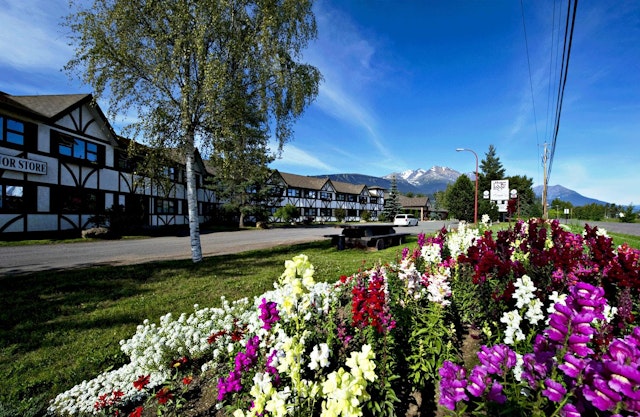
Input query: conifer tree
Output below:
<box><xmin>381</xmin><ymin>176</ymin><xmax>403</xmax><ymax>221</ymax></box>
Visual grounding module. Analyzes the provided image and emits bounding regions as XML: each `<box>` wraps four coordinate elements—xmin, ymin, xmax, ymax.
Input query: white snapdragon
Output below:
<box><xmin>446</xmin><ymin>222</ymin><xmax>479</xmax><ymax>259</ymax></box>
<box><xmin>309</xmin><ymin>343</ymin><xmax>331</xmax><ymax>371</ymax></box>
<box><xmin>426</xmin><ymin>271</ymin><xmax>452</xmax><ymax>307</ymax></box>
<box><xmin>513</xmin><ymin>275</ymin><xmax>536</xmax><ymax>309</ymax></box>
<box><xmin>500</xmin><ymin>310</ymin><xmax>525</xmax><ymax>345</ymax></box>
<box><xmin>421</xmin><ymin>243</ymin><xmax>442</xmax><ymax>265</ymax></box>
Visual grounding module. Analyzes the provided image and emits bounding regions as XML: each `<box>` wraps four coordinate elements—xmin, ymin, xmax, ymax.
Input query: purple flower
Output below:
<box><xmin>259</xmin><ymin>298</ymin><xmax>280</xmax><ymax>330</ymax></box>
<box><xmin>438</xmin><ymin>361</ymin><xmax>468</xmax><ymax>410</ymax></box>
<box><xmin>558</xmin><ymin>353</ymin><xmax>585</xmax><ymax>379</ymax></box>
<box><xmin>466</xmin><ymin>367</ymin><xmax>488</xmax><ymax>397</ymax></box>
<box><xmin>542</xmin><ymin>378</ymin><xmax>567</xmax><ymax>402</ymax></box>
<box><xmin>486</xmin><ymin>381</ymin><xmax>506</xmax><ymax>404</ymax></box>
<box><xmin>217</xmin><ymin>370</ymin><xmax>243</xmax><ymax>401</ymax></box>
<box><xmin>605</xmin><ymin>362</ymin><xmax>640</xmax><ymax>400</ymax></box>
<box><xmin>476</xmin><ymin>344</ymin><xmax>516</xmax><ymax>376</ymax></box>
<box><xmin>560</xmin><ymin>403</ymin><xmax>581</xmax><ymax>417</ymax></box>
<box><xmin>582</xmin><ymin>377</ymin><xmax>622</xmax><ymax>411</ymax></box>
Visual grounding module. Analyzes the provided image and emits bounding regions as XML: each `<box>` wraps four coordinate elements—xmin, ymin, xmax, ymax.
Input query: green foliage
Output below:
<box><xmin>478</xmin><ymin>144</ymin><xmax>505</xmax><ymax>193</ymax></box>
<box><xmin>274</xmin><ymin>203</ymin><xmax>300</xmax><ymax>223</ymax></box>
<box><xmin>65</xmin><ymin>0</ymin><xmax>321</xmax><ymax>260</ymax></box>
<box><xmin>445</xmin><ymin>174</ymin><xmax>474</xmax><ymax>222</ymax></box>
<box><xmin>360</xmin><ymin>210</ymin><xmax>372</xmax><ymax>222</ymax></box>
<box><xmin>381</xmin><ymin>176</ymin><xmax>403</xmax><ymax>221</ymax></box>
<box><xmin>334</xmin><ymin>208</ymin><xmax>346</xmax><ymax>223</ymax></box>
<box><xmin>619</xmin><ymin>204</ymin><xmax>638</xmax><ymax>223</ymax></box>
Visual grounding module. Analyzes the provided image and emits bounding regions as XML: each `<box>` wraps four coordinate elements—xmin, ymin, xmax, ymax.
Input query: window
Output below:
<box><xmin>305</xmin><ymin>190</ymin><xmax>316</xmax><ymax>199</ymax></box>
<box><xmin>370</xmin><ymin>197</ymin><xmax>378</xmax><ymax>204</ymax></box>
<box><xmin>1</xmin><ymin>116</ymin><xmax>25</xmax><ymax>146</ymax></box>
<box><xmin>347</xmin><ymin>195</ymin><xmax>356</xmax><ymax>203</ymax></box>
<box><xmin>320</xmin><ymin>208</ymin><xmax>332</xmax><ymax>217</ymax></box>
<box><xmin>359</xmin><ymin>197</ymin><xmax>368</xmax><ymax>204</ymax></box>
<box><xmin>58</xmin><ymin>135</ymin><xmax>101</xmax><ymax>163</ymax></box>
<box><xmin>287</xmin><ymin>188</ymin><xmax>301</xmax><ymax>197</ymax></box>
<box><xmin>336</xmin><ymin>193</ymin><xmax>346</xmax><ymax>201</ymax></box>
<box><xmin>155</xmin><ymin>198</ymin><xmax>177</xmax><ymax>214</ymax></box>
<box><xmin>60</xmin><ymin>188</ymin><xmax>99</xmax><ymax>213</ymax></box>
<box><xmin>320</xmin><ymin>191</ymin><xmax>332</xmax><ymax>200</ymax></box>
<box><xmin>0</xmin><ymin>184</ymin><xmax>24</xmax><ymax>211</ymax></box>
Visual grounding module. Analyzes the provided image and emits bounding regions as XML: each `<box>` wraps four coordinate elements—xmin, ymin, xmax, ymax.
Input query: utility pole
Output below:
<box><xmin>542</xmin><ymin>143</ymin><xmax>549</xmax><ymax>219</ymax></box>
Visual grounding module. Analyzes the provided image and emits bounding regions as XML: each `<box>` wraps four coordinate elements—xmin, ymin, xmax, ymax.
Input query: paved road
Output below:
<box><xmin>2</xmin><ymin>220</ymin><xmax>637</xmax><ymax>276</ymax></box>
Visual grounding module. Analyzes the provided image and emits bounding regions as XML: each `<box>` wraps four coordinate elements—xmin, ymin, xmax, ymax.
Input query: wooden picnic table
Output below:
<box><xmin>324</xmin><ymin>223</ymin><xmax>410</xmax><ymax>250</ymax></box>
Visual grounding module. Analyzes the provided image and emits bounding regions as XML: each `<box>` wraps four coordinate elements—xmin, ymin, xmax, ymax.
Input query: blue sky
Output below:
<box><xmin>1</xmin><ymin>1</ymin><xmax>638</xmax><ymax>205</ymax></box>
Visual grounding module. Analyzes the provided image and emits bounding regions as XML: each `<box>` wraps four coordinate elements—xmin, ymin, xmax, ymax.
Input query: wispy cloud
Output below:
<box><xmin>271</xmin><ymin>144</ymin><xmax>338</xmax><ymax>173</ymax></box>
<box><xmin>0</xmin><ymin>0</ymin><xmax>71</xmax><ymax>71</ymax></box>
<box><xmin>303</xmin><ymin>1</ymin><xmax>392</xmax><ymax>157</ymax></box>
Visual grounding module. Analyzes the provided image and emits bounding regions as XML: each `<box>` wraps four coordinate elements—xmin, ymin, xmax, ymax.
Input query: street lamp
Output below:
<box><xmin>456</xmin><ymin>148</ymin><xmax>478</xmax><ymax>224</ymax></box>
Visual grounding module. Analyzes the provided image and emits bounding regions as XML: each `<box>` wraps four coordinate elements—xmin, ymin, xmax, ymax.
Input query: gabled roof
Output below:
<box><xmin>279</xmin><ymin>172</ymin><xmax>330</xmax><ymax>190</ymax></box>
<box><xmin>399</xmin><ymin>195</ymin><xmax>431</xmax><ymax>209</ymax></box>
<box><xmin>332</xmin><ymin>180</ymin><xmax>366</xmax><ymax>195</ymax></box>
<box><xmin>5</xmin><ymin>93</ymin><xmax>93</xmax><ymax>121</ymax></box>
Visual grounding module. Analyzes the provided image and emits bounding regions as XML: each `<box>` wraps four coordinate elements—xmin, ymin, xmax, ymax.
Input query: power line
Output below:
<box><xmin>520</xmin><ymin>0</ymin><xmax>540</xmax><ymax>151</ymax></box>
<box><xmin>546</xmin><ymin>0</ymin><xmax>578</xmax><ymax>182</ymax></box>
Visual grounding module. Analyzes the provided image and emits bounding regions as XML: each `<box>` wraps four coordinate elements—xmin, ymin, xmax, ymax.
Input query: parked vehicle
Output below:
<box><xmin>393</xmin><ymin>213</ymin><xmax>419</xmax><ymax>227</ymax></box>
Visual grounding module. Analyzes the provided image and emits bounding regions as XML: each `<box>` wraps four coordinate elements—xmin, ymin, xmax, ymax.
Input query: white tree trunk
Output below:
<box><xmin>185</xmin><ymin>147</ymin><xmax>203</xmax><ymax>263</ymax></box>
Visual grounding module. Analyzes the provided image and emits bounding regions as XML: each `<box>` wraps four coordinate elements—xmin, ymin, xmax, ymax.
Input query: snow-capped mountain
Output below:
<box><xmin>384</xmin><ymin>166</ymin><xmax>461</xmax><ymax>194</ymax></box>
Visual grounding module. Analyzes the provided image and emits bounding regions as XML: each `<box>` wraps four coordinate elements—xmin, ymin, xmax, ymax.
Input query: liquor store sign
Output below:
<box><xmin>0</xmin><ymin>153</ymin><xmax>47</xmax><ymax>175</ymax></box>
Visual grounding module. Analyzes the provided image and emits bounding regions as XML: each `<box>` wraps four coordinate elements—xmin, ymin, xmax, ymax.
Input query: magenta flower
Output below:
<box><xmin>560</xmin><ymin>403</ymin><xmax>581</xmax><ymax>417</ymax></box>
<box><xmin>542</xmin><ymin>378</ymin><xmax>566</xmax><ymax>402</ymax></box>
<box><xmin>558</xmin><ymin>353</ymin><xmax>585</xmax><ymax>379</ymax></box>
<box><xmin>486</xmin><ymin>381</ymin><xmax>506</xmax><ymax>404</ymax></box>
<box><xmin>259</xmin><ymin>298</ymin><xmax>280</xmax><ymax>330</ymax></box>
<box><xmin>605</xmin><ymin>362</ymin><xmax>640</xmax><ymax>399</ymax></box>
<box><xmin>582</xmin><ymin>377</ymin><xmax>622</xmax><ymax>411</ymax></box>
<box><xmin>466</xmin><ymin>367</ymin><xmax>488</xmax><ymax>397</ymax></box>
<box><xmin>476</xmin><ymin>344</ymin><xmax>516</xmax><ymax>376</ymax></box>
<box><xmin>438</xmin><ymin>361</ymin><xmax>468</xmax><ymax>410</ymax></box>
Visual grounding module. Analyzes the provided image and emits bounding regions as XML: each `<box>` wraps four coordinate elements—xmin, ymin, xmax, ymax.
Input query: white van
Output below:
<box><xmin>393</xmin><ymin>213</ymin><xmax>419</xmax><ymax>227</ymax></box>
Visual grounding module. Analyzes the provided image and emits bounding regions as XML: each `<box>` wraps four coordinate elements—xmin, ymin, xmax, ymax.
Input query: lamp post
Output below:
<box><xmin>456</xmin><ymin>148</ymin><xmax>478</xmax><ymax>224</ymax></box>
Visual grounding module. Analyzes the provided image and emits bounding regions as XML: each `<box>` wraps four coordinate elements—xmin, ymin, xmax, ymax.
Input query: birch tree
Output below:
<box><xmin>65</xmin><ymin>0</ymin><xmax>321</xmax><ymax>262</ymax></box>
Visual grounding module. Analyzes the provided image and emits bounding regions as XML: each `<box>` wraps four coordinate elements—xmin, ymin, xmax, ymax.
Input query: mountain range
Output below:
<box><xmin>316</xmin><ymin>167</ymin><xmax>615</xmax><ymax>207</ymax></box>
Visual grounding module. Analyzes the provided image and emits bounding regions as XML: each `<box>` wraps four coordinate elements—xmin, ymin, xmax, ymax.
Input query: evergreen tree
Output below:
<box><xmin>479</xmin><ymin>144</ymin><xmax>506</xmax><ymax>194</ymax></box>
<box><xmin>507</xmin><ymin>174</ymin><xmax>537</xmax><ymax>218</ymax></box>
<box><xmin>446</xmin><ymin>175</ymin><xmax>475</xmax><ymax>222</ymax></box>
<box><xmin>381</xmin><ymin>176</ymin><xmax>403</xmax><ymax>221</ymax></box>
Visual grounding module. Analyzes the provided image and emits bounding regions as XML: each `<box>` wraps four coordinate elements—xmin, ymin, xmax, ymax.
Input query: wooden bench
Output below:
<box><xmin>324</xmin><ymin>223</ymin><xmax>410</xmax><ymax>250</ymax></box>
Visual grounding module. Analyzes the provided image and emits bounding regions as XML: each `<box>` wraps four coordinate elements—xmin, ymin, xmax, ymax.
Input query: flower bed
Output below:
<box><xmin>48</xmin><ymin>219</ymin><xmax>639</xmax><ymax>416</ymax></box>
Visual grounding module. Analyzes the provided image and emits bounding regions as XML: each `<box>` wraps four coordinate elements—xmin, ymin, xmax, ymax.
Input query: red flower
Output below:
<box><xmin>156</xmin><ymin>387</ymin><xmax>174</xmax><ymax>404</ymax></box>
<box><xmin>182</xmin><ymin>375</ymin><xmax>193</xmax><ymax>385</ymax></box>
<box><xmin>128</xmin><ymin>406</ymin><xmax>144</xmax><ymax>417</ymax></box>
<box><xmin>133</xmin><ymin>374</ymin><xmax>151</xmax><ymax>391</ymax></box>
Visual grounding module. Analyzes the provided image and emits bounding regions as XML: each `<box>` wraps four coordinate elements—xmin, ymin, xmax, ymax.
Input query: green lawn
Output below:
<box><xmin>0</xmin><ymin>239</ymin><xmax>410</xmax><ymax>416</ymax></box>
<box><xmin>2</xmin><ymin>224</ymin><xmax>639</xmax><ymax>417</ymax></box>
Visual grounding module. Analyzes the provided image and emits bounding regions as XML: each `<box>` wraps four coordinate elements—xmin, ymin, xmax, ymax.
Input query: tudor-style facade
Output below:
<box><xmin>0</xmin><ymin>92</ymin><xmax>215</xmax><ymax>239</ymax></box>
<box><xmin>268</xmin><ymin>171</ymin><xmax>385</xmax><ymax>222</ymax></box>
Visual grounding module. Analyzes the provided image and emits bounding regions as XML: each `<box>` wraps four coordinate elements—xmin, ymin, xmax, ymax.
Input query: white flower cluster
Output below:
<box><xmin>398</xmin><ymin>258</ymin><xmax>423</xmax><ymax>299</ymax></box>
<box><xmin>500</xmin><ymin>275</ymin><xmax>544</xmax><ymax>345</ymax></box>
<box><xmin>48</xmin><ymin>359</ymin><xmax>168</xmax><ymax>415</ymax></box>
<box><xmin>421</xmin><ymin>243</ymin><xmax>442</xmax><ymax>265</ymax></box>
<box><xmin>447</xmin><ymin>222</ymin><xmax>479</xmax><ymax>259</ymax></box>
<box><xmin>48</xmin><ymin>298</ymin><xmax>254</xmax><ymax>416</ymax></box>
<box><xmin>426</xmin><ymin>269</ymin><xmax>452</xmax><ymax>307</ymax></box>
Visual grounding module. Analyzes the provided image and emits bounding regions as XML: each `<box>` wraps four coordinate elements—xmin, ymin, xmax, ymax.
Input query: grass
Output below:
<box><xmin>2</xmin><ymin>222</ymin><xmax>639</xmax><ymax>416</ymax></box>
<box><xmin>0</xmin><ymin>238</ymin><xmax>412</xmax><ymax>416</ymax></box>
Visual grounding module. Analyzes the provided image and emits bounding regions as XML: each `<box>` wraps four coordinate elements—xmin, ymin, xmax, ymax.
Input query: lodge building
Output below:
<box><xmin>1</xmin><ymin>91</ymin><xmax>407</xmax><ymax>240</ymax></box>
